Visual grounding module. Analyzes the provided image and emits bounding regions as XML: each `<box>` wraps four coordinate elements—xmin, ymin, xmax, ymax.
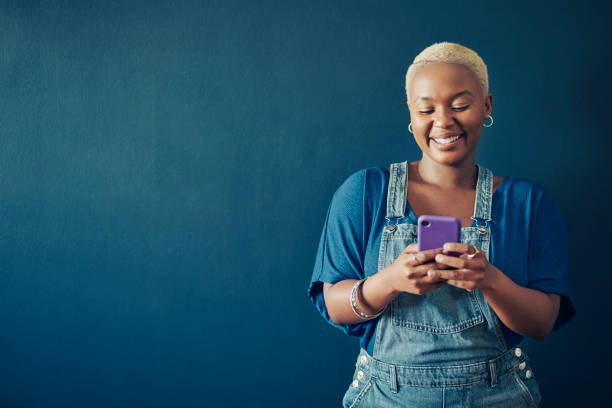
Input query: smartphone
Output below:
<box><xmin>417</xmin><ymin>215</ymin><xmax>461</xmax><ymax>254</ymax></box>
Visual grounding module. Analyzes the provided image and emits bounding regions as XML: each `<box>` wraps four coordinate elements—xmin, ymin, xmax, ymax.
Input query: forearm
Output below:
<box><xmin>481</xmin><ymin>265</ymin><xmax>556</xmax><ymax>340</ymax></box>
<box><xmin>324</xmin><ymin>269</ymin><xmax>399</xmax><ymax>325</ymax></box>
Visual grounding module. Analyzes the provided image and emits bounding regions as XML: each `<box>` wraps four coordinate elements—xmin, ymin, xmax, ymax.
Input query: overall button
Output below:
<box><xmin>519</xmin><ymin>362</ymin><xmax>526</xmax><ymax>370</ymax></box>
<box><xmin>357</xmin><ymin>371</ymin><xmax>365</xmax><ymax>380</ymax></box>
<box><xmin>385</xmin><ymin>225</ymin><xmax>397</xmax><ymax>233</ymax></box>
<box><xmin>360</xmin><ymin>355</ymin><xmax>368</xmax><ymax>365</ymax></box>
<box><xmin>525</xmin><ymin>370</ymin><xmax>532</xmax><ymax>379</ymax></box>
<box><xmin>514</xmin><ymin>347</ymin><xmax>522</xmax><ymax>357</ymax></box>
<box><xmin>352</xmin><ymin>380</ymin><xmax>359</xmax><ymax>388</ymax></box>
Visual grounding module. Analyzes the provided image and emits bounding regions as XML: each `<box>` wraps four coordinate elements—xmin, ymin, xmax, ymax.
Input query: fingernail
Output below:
<box><xmin>428</xmin><ymin>270</ymin><xmax>436</xmax><ymax>277</ymax></box>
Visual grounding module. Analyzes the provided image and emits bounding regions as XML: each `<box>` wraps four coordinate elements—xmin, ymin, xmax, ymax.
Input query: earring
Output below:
<box><xmin>408</xmin><ymin>123</ymin><xmax>413</xmax><ymax>133</ymax></box>
<box><xmin>483</xmin><ymin>115</ymin><xmax>493</xmax><ymax>127</ymax></box>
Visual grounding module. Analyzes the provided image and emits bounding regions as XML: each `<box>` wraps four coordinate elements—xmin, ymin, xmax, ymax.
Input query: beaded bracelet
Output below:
<box><xmin>350</xmin><ymin>278</ymin><xmax>386</xmax><ymax>320</ymax></box>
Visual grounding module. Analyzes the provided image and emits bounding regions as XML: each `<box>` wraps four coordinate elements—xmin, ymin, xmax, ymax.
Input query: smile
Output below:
<box><xmin>433</xmin><ymin>134</ymin><xmax>462</xmax><ymax>144</ymax></box>
<box><xmin>430</xmin><ymin>133</ymin><xmax>465</xmax><ymax>150</ymax></box>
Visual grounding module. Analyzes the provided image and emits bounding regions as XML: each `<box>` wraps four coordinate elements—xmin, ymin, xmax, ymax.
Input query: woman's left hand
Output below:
<box><xmin>426</xmin><ymin>243</ymin><xmax>496</xmax><ymax>292</ymax></box>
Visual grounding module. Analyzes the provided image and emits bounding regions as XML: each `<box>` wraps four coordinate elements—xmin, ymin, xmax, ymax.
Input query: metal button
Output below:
<box><xmin>352</xmin><ymin>380</ymin><xmax>359</xmax><ymax>388</ymax></box>
<box><xmin>386</xmin><ymin>225</ymin><xmax>397</xmax><ymax>233</ymax></box>
<box><xmin>514</xmin><ymin>347</ymin><xmax>522</xmax><ymax>357</ymax></box>
<box><xmin>360</xmin><ymin>355</ymin><xmax>368</xmax><ymax>365</ymax></box>
<box><xmin>525</xmin><ymin>370</ymin><xmax>532</xmax><ymax>379</ymax></box>
<box><xmin>519</xmin><ymin>362</ymin><xmax>526</xmax><ymax>370</ymax></box>
<box><xmin>357</xmin><ymin>371</ymin><xmax>365</xmax><ymax>380</ymax></box>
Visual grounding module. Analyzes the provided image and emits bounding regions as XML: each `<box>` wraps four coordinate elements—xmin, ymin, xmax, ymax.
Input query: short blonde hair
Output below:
<box><xmin>405</xmin><ymin>42</ymin><xmax>488</xmax><ymax>105</ymax></box>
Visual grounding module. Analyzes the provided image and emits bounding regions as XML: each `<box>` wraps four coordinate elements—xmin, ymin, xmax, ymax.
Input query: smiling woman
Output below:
<box><xmin>406</xmin><ymin>45</ymin><xmax>492</xmax><ymax>167</ymax></box>
<box><xmin>308</xmin><ymin>42</ymin><xmax>576</xmax><ymax>407</ymax></box>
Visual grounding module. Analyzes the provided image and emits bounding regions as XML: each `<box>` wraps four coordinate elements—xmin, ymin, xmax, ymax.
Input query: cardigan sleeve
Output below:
<box><xmin>526</xmin><ymin>186</ymin><xmax>577</xmax><ymax>332</ymax></box>
<box><xmin>307</xmin><ymin>169</ymin><xmax>371</xmax><ymax>337</ymax></box>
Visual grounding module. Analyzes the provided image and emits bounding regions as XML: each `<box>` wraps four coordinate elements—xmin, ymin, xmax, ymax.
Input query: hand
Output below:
<box><xmin>426</xmin><ymin>243</ymin><xmax>495</xmax><ymax>292</ymax></box>
<box><xmin>381</xmin><ymin>243</ymin><xmax>449</xmax><ymax>296</ymax></box>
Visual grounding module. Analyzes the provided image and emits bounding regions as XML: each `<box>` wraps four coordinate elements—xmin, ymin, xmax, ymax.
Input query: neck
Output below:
<box><xmin>416</xmin><ymin>155</ymin><xmax>478</xmax><ymax>190</ymax></box>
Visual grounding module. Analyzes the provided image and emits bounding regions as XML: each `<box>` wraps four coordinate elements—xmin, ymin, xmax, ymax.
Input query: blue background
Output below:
<box><xmin>0</xmin><ymin>1</ymin><xmax>608</xmax><ymax>406</ymax></box>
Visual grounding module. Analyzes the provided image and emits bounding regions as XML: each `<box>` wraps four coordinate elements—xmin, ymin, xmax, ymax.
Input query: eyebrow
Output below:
<box><xmin>417</xmin><ymin>90</ymin><xmax>474</xmax><ymax>101</ymax></box>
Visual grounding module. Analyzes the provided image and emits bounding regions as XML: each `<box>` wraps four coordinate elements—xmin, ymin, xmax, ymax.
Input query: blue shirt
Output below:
<box><xmin>308</xmin><ymin>166</ymin><xmax>577</xmax><ymax>355</ymax></box>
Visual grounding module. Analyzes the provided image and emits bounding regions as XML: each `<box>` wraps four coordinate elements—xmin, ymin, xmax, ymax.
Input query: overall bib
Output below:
<box><xmin>342</xmin><ymin>161</ymin><xmax>542</xmax><ymax>408</ymax></box>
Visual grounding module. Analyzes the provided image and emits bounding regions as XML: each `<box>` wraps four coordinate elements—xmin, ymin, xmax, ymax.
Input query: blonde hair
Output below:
<box><xmin>405</xmin><ymin>42</ymin><xmax>488</xmax><ymax>105</ymax></box>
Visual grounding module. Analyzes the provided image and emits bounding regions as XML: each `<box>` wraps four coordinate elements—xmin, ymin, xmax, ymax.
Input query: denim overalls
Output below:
<box><xmin>342</xmin><ymin>161</ymin><xmax>542</xmax><ymax>407</ymax></box>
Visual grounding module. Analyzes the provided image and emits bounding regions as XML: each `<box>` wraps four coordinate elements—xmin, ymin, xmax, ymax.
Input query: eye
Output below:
<box><xmin>418</xmin><ymin>105</ymin><xmax>470</xmax><ymax>114</ymax></box>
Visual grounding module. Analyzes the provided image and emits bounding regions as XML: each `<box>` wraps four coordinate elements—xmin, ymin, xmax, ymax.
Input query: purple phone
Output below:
<box><xmin>417</xmin><ymin>215</ymin><xmax>461</xmax><ymax>253</ymax></box>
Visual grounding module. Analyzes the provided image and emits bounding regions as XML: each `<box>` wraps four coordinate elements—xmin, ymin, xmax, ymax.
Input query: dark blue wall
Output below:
<box><xmin>0</xmin><ymin>1</ymin><xmax>608</xmax><ymax>406</ymax></box>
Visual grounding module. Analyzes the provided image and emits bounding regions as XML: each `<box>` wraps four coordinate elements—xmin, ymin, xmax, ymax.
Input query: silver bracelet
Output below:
<box><xmin>350</xmin><ymin>278</ymin><xmax>386</xmax><ymax>320</ymax></box>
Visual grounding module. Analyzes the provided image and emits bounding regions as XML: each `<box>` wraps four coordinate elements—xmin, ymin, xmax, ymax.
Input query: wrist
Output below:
<box><xmin>480</xmin><ymin>264</ymin><xmax>502</xmax><ymax>294</ymax></box>
<box><xmin>352</xmin><ymin>279</ymin><xmax>385</xmax><ymax>319</ymax></box>
<box><xmin>369</xmin><ymin>267</ymin><xmax>401</xmax><ymax>301</ymax></box>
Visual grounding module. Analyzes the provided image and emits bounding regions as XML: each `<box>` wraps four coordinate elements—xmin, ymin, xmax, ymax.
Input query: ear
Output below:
<box><xmin>483</xmin><ymin>93</ymin><xmax>493</xmax><ymax>117</ymax></box>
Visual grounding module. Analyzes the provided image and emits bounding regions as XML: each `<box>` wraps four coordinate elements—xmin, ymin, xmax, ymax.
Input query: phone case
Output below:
<box><xmin>417</xmin><ymin>215</ymin><xmax>461</xmax><ymax>252</ymax></box>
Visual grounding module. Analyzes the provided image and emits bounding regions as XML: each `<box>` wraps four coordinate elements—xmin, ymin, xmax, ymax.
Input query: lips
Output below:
<box><xmin>430</xmin><ymin>133</ymin><xmax>464</xmax><ymax>141</ymax></box>
<box><xmin>429</xmin><ymin>132</ymin><xmax>465</xmax><ymax>150</ymax></box>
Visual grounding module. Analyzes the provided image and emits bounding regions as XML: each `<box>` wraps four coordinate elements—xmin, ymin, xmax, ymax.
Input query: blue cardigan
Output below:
<box><xmin>308</xmin><ymin>166</ymin><xmax>577</xmax><ymax>355</ymax></box>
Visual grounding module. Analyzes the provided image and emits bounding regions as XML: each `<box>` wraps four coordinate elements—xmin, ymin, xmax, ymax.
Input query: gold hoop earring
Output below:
<box><xmin>483</xmin><ymin>115</ymin><xmax>493</xmax><ymax>128</ymax></box>
<box><xmin>408</xmin><ymin>123</ymin><xmax>413</xmax><ymax>133</ymax></box>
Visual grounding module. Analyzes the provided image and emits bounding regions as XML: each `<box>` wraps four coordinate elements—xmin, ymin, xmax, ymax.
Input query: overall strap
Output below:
<box><xmin>472</xmin><ymin>165</ymin><xmax>494</xmax><ymax>223</ymax></box>
<box><xmin>385</xmin><ymin>161</ymin><xmax>408</xmax><ymax>220</ymax></box>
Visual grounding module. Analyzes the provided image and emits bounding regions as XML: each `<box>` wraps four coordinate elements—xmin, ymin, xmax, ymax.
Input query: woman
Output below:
<box><xmin>307</xmin><ymin>42</ymin><xmax>576</xmax><ymax>407</ymax></box>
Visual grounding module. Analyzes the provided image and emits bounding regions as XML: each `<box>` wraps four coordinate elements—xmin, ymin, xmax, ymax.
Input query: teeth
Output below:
<box><xmin>433</xmin><ymin>134</ymin><xmax>462</xmax><ymax>144</ymax></box>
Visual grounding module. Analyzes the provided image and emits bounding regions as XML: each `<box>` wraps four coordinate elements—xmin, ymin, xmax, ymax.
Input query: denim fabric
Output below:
<box><xmin>343</xmin><ymin>161</ymin><xmax>542</xmax><ymax>407</ymax></box>
<box><xmin>306</xmin><ymin>165</ymin><xmax>576</xmax><ymax>353</ymax></box>
<box><xmin>342</xmin><ymin>348</ymin><xmax>541</xmax><ymax>407</ymax></box>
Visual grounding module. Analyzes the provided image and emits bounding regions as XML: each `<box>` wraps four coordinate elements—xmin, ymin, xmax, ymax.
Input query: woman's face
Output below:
<box><xmin>407</xmin><ymin>62</ymin><xmax>493</xmax><ymax>166</ymax></box>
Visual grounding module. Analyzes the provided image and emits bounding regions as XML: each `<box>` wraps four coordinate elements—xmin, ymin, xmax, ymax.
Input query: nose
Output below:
<box><xmin>432</xmin><ymin>107</ymin><xmax>456</xmax><ymax>129</ymax></box>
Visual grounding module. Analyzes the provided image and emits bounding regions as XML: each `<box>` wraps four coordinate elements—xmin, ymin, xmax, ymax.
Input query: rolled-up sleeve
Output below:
<box><xmin>307</xmin><ymin>170</ymin><xmax>371</xmax><ymax>337</ymax></box>
<box><xmin>527</xmin><ymin>187</ymin><xmax>577</xmax><ymax>332</ymax></box>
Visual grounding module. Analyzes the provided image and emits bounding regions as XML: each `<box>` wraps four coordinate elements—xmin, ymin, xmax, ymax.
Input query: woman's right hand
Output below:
<box><xmin>381</xmin><ymin>243</ymin><xmax>449</xmax><ymax>296</ymax></box>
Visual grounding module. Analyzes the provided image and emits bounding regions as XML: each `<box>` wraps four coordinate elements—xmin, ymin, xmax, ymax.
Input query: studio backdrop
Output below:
<box><xmin>0</xmin><ymin>1</ymin><xmax>608</xmax><ymax>407</ymax></box>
